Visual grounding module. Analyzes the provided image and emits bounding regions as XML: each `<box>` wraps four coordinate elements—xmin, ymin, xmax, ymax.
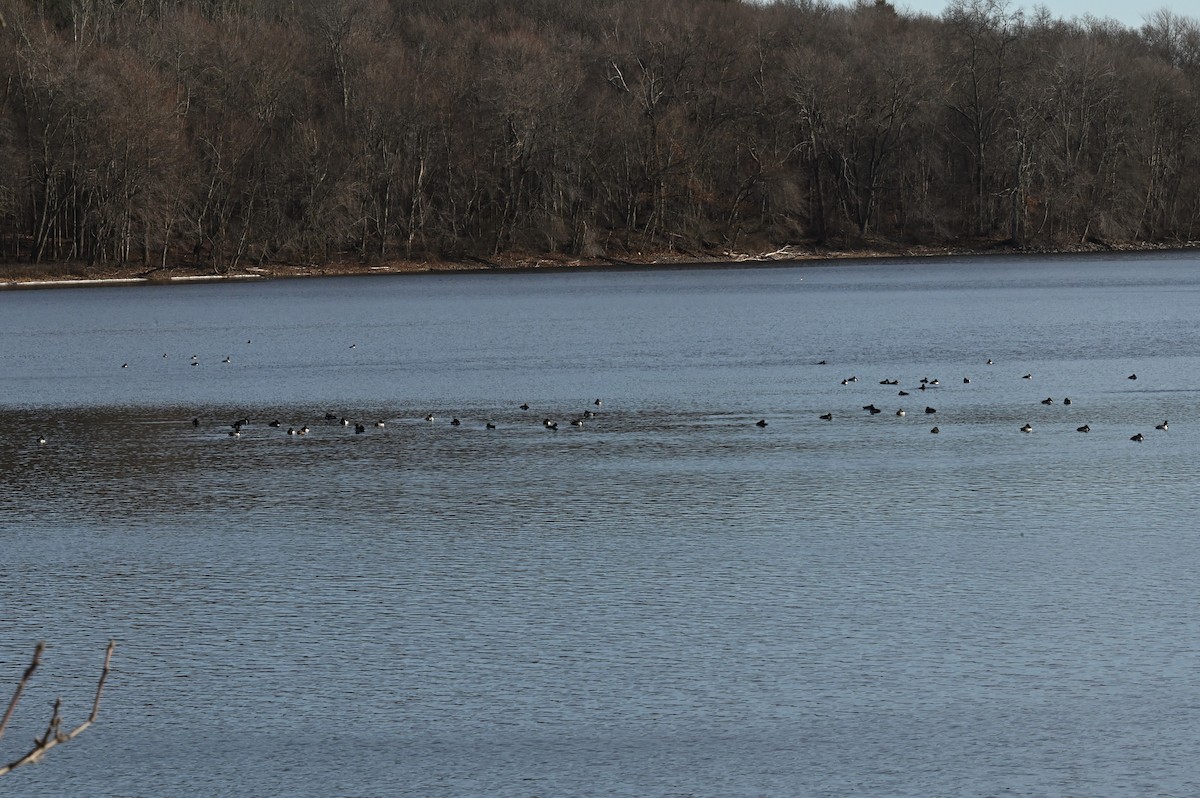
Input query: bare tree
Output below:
<box><xmin>0</xmin><ymin>640</ymin><xmax>114</xmax><ymax>777</ymax></box>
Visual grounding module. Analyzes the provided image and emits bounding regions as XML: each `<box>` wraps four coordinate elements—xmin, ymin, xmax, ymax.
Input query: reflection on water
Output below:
<box><xmin>3</xmin><ymin>253</ymin><xmax>1200</xmax><ymax>797</ymax></box>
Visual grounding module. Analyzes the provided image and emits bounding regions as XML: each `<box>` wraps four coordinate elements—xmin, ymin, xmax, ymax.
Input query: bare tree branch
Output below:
<box><xmin>0</xmin><ymin>640</ymin><xmax>115</xmax><ymax>777</ymax></box>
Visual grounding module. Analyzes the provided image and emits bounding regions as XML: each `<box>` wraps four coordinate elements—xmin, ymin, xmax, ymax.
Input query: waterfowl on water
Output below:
<box><xmin>583</xmin><ymin>410</ymin><xmax>597</xmax><ymax>418</ymax></box>
<box><xmin>896</xmin><ymin>409</ymin><xmax>906</xmax><ymax>417</ymax></box>
<box><xmin>450</xmin><ymin>418</ymin><xmax>461</xmax><ymax>426</ymax></box>
<box><xmin>545</xmin><ymin>420</ymin><xmax>559</xmax><ymax>430</ymax></box>
<box><xmin>594</xmin><ymin>399</ymin><xmax>603</xmax><ymax>406</ymax></box>
<box><xmin>1063</xmin><ymin>398</ymin><xmax>1072</xmax><ymax>405</ymax></box>
<box><xmin>570</xmin><ymin>418</ymin><xmax>583</xmax><ymax>427</ymax></box>
<box><xmin>520</xmin><ymin>403</ymin><xmax>530</xmax><ymax>410</ymax></box>
<box><xmin>37</xmin><ymin>435</ymin><xmax>46</xmax><ymax>445</ymax></box>
<box><xmin>269</xmin><ymin>420</ymin><xmax>281</xmax><ymax>427</ymax></box>
<box><xmin>755</xmin><ymin>419</ymin><xmax>768</xmax><ymax>427</ymax></box>
<box><xmin>341</xmin><ymin>418</ymin><xmax>350</xmax><ymax>426</ymax></box>
<box><xmin>963</xmin><ymin>377</ymin><xmax>970</xmax><ymax>384</ymax></box>
<box><xmin>222</xmin><ymin>357</ymin><xmax>231</xmax><ymax>364</ymax></box>
<box><xmin>817</xmin><ymin>360</ymin><xmax>827</xmax><ymax>365</ymax></box>
<box><xmin>374</xmin><ymin>420</ymin><xmax>385</xmax><ymax>428</ymax></box>
<box><xmin>930</xmin><ymin>426</ymin><xmax>940</xmax><ymax>434</ymax></box>
<box><xmin>1041</xmin><ymin>397</ymin><xmax>1054</xmax><ymax>405</ymax></box>
<box><xmin>1128</xmin><ymin>373</ymin><xmax>1137</xmax><ymax>380</ymax></box>
<box><xmin>1131</xmin><ymin>432</ymin><xmax>1145</xmax><ymax>441</ymax></box>
<box><xmin>192</xmin><ymin>418</ymin><xmax>200</xmax><ymax>427</ymax></box>
<box><xmin>863</xmin><ymin>404</ymin><xmax>880</xmax><ymax>414</ymax></box>
<box><xmin>1021</xmin><ymin>423</ymin><xmax>1033</xmax><ymax>433</ymax></box>
<box><xmin>1022</xmin><ymin>374</ymin><xmax>1032</xmax><ymax>379</ymax></box>
<box><xmin>287</xmin><ymin>427</ymin><xmax>296</xmax><ymax>435</ymax></box>
<box><xmin>986</xmin><ymin>359</ymin><xmax>993</xmax><ymax>365</ymax></box>
<box><xmin>228</xmin><ymin>430</ymin><xmax>240</xmax><ymax>438</ymax></box>
<box><xmin>425</xmin><ymin>414</ymin><xmax>435</xmax><ymax>422</ymax></box>
<box><xmin>1077</xmin><ymin>424</ymin><xmax>1090</xmax><ymax>433</ymax></box>
<box><xmin>122</xmin><ymin>363</ymin><xmax>128</xmax><ymax>369</ymax></box>
<box><xmin>898</xmin><ymin>390</ymin><xmax>909</xmax><ymax>396</ymax></box>
<box><xmin>355</xmin><ymin>424</ymin><xmax>365</xmax><ymax>434</ymax></box>
<box><xmin>1156</xmin><ymin>420</ymin><xmax>1168</xmax><ymax>430</ymax></box>
<box><xmin>486</xmin><ymin>422</ymin><xmax>496</xmax><ymax>429</ymax></box>
<box><xmin>819</xmin><ymin>413</ymin><xmax>833</xmax><ymax>421</ymax></box>
<box><xmin>924</xmin><ymin>407</ymin><xmax>937</xmax><ymax>414</ymax></box>
<box><xmin>299</xmin><ymin>426</ymin><xmax>309</xmax><ymax>435</ymax></box>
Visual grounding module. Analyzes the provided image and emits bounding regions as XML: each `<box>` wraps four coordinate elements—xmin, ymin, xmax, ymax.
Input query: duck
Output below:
<box><xmin>986</xmin><ymin>359</ymin><xmax>994</xmax><ymax>365</ymax></box>
<box><xmin>1156</xmin><ymin>420</ymin><xmax>1168</xmax><ymax>431</ymax></box>
<box><xmin>570</xmin><ymin>419</ymin><xmax>583</xmax><ymax>427</ymax></box>
<box><xmin>755</xmin><ymin>419</ymin><xmax>768</xmax><ymax>427</ymax></box>
<box><xmin>583</xmin><ymin>410</ymin><xmax>597</xmax><ymax>418</ymax></box>
<box><xmin>485</xmin><ymin>422</ymin><xmax>496</xmax><ymax>429</ymax></box>
<box><xmin>228</xmin><ymin>429</ymin><xmax>240</xmax><ymax>438</ymax></box>
<box><xmin>222</xmin><ymin>356</ymin><xmax>231</xmax><ymax>364</ymax></box>
<box><xmin>1076</xmin><ymin>424</ymin><xmax>1090</xmax><ymax>433</ymax></box>
<box><xmin>898</xmin><ymin>390</ymin><xmax>909</xmax><ymax>396</ymax></box>
<box><xmin>425</xmin><ymin>414</ymin><xmax>435</xmax><ymax>422</ymax></box>
<box><xmin>963</xmin><ymin>377</ymin><xmax>971</xmax><ymax>384</ymax></box>
<box><xmin>374</xmin><ymin>420</ymin><xmax>385</xmax><ymax>428</ymax></box>
<box><xmin>545</xmin><ymin>420</ymin><xmax>559</xmax><ymax>430</ymax></box>
<box><xmin>1041</xmin><ymin>397</ymin><xmax>1054</xmax><ymax>405</ymax></box>
<box><xmin>930</xmin><ymin>426</ymin><xmax>940</xmax><ymax>434</ymax></box>
<box><xmin>37</xmin><ymin>435</ymin><xmax>46</xmax><ymax>445</ymax></box>
<box><xmin>924</xmin><ymin>407</ymin><xmax>937</xmax><ymax>414</ymax></box>
<box><xmin>324</xmin><ymin>412</ymin><xmax>338</xmax><ymax>421</ymax></box>
<box><xmin>1020</xmin><ymin>423</ymin><xmax>1033</xmax><ymax>433</ymax></box>
<box><xmin>1022</xmin><ymin>373</ymin><xmax>1032</xmax><ymax>380</ymax></box>
<box><xmin>594</xmin><ymin>399</ymin><xmax>603</xmax><ymax>406</ymax></box>
<box><xmin>520</xmin><ymin>403</ymin><xmax>530</xmax><ymax>411</ymax></box>
<box><xmin>192</xmin><ymin>418</ymin><xmax>200</xmax><ymax>427</ymax></box>
<box><xmin>355</xmin><ymin>424</ymin><xmax>365</xmax><ymax>434</ymax></box>
<box><xmin>299</xmin><ymin>426</ymin><xmax>309</xmax><ymax>435</ymax></box>
<box><xmin>340</xmin><ymin>418</ymin><xmax>350</xmax><ymax>426</ymax></box>
<box><xmin>1128</xmin><ymin>373</ymin><xmax>1137</xmax><ymax>380</ymax></box>
<box><xmin>1131</xmin><ymin>432</ymin><xmax>1145</xmax><ymax>442</ymax></box>
<box><xmin>268</xmin><ymin>420</ymin><xmax>281</xmax><ymax>428</ymax></box>
<box><xmin>817</xmin><ymin>360</ymin><xmax>827</xmax><ymax>365</ymax></box>
<box><xmin>1063</xmin><ymin>398</ymin><xmax>1072</xmax><ymax>405</ymax></box>
<box><xmin>896</xmin><ymin>409</ymin><xmax>906</xmax><ymax>417</ymax></box>
<box><xmin>287</xmin><ymin>427</ymin><xmax>296</xmax><ymax>435</ymax></box>
<box><xmin>863</xmin><ymin>404</ymin><xmax>880</xmax><ymax>414</ymax></box>
<box><xmin>450</xmin><ymin>418</ymin><xmax>461</xmax><ymax>426</ymax></box>
<box><xmin>122</xmin><ymin>363</ymin><xmax>128</xmax><ymax>369</ymax></box>
<box><xmin>819</xmin><ymin>413</ymin><xmax>833</xmax><ymax>421</ymax></box>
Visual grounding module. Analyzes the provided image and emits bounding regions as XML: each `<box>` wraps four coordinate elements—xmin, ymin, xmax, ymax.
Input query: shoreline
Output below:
<box><xmin>2</xmin><ymin>240</ymin><xmax>1197</xmax><ymax>290</ymax></box>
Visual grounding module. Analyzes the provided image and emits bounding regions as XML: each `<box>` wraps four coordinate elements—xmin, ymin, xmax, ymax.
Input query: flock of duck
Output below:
<box><xmin>174</xmin><ymin>399</ymin><xmax>609</xmax><ymax>441</ymax></box>
<box><xmin>773</xmin><ymin>362</ymin><xmax>1165</xmax><ymax>442</ymax></box>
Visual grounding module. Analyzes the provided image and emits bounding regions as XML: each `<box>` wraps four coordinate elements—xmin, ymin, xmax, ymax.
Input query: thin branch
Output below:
<box><xmin>0</xmin><ymin>640</ymin><xmax>115</xmax><ymax>777</ymax></box>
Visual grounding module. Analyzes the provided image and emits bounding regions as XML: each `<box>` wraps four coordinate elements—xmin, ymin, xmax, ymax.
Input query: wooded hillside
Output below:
<box><xmin>1</xmin><ymin>0</ymin><xmax>1198</xmax><ymax>273</ymax></box>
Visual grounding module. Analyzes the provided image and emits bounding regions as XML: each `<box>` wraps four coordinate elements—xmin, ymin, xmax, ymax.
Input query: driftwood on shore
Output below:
<box><xmin>0</xmin><ymin>641</ymin><xmax>115</xmax><ymax>777</ymax></box>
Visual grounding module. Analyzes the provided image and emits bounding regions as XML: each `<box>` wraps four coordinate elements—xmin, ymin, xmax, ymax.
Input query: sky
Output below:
<box><xmin>885</xmin><ymin>0</ymin><xmax>1186</xmax><ymax>30</ymax></box>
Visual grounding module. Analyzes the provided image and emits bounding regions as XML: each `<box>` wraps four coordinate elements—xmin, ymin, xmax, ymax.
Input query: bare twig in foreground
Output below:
<box><xmin>0</xmin><ymin>640</ymin><xmax>115</xmax><ymax>777</ymax></box>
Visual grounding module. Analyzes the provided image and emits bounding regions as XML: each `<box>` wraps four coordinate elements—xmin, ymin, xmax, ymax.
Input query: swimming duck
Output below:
<box><xmin>896</xmin><ymin>409</ymin><xmax>906</xmax><ymax>417</ymax></box>
<box><xmin>1063</xmin><ymin>398</ymin><xmax>1072</xmax><ymax>405</ymax></box>
<box><xmin>1156</xmin><ymin>420</ymin><xmax>1168</xmax><ymax>430</ymax></box>
<box><xmin>268</xmin><ymin>420</ymin><xmax>281</xmax><ymax>428</ymax></box>
<box><xmin>898</xmin><ymin>390</ymin><xmax>909</xmax><ymax>396</ymax></box>
<box><xmin>299</xmin><ymin>426</ymin><xmax>309</xmax><ymax>435</ymax></box>
<box><xmin>755</xmin><ymin>419</ymin><xmax>768</xmax><ymax>427</ymax></box>
<box><xmin>1020</xmin><ymin>423</ymin><xmax>1033</xmax><ymax>433</ymax></box>
<box><xmin>425</xmin><ymin>414</ymin><xmax>435</xmax><ymax>422</ymax></box>
<box><xmin>924</xmin><ymin>407</ymin><xmax>937</xmax><ymax>414</ymax></box>
<box><xmin>594</xmin><ymin>399</ymin><xmax>603</xmax><ymax>406</ymax></box>
<box><xmin>374</xmin><ymin>420</ymin><xmax>385</xmax><ymax>428</ymax></box>
<box><xmin>930</xmin><ymin>426</ymin><xmax>940</xmax><ymax>434</ymax></box>
<box><xmin>1131</xmin><ymin>432</ymin><xmax>1145</xmax><ymax>441</ymax></box>
<box><xmin>1022</xmin><ymin>374</ymin><xmax>1032</xmax><ymax>380</ymax></box>
<box><xmin>192</xmin><ymin>418</ymin><xmax>200</xmax><ymax>427</ymax></box>
<box><xmin>819</xmin><ymin>413</ymin><xmax>833</xmax><ymax>421</ymax></box>
<box><xmin>1128</xmin><ymin>374</ymin><xmax>1137</xmax><ymax>380</ymax></box>
<box><xmin>520</xmin><ymin>403</ymin><xmax>530</xmax><ymax>411</ymax></box>
<box><xmin>963</xmin><ymin>377</ymin><xmax>970</xmax><ymax>384</ymax></box>
<box><xmin>570</xmin><ymin>419</ymin><xmax>583</xmax><ymax>427</ymax></box>
<box><xmin>355</xmin><ymin>424</ymin><xmax>365</xmax><ymax>434</ymax></box>
<box><xmin>1077</xmin><ymin>424</ymin><xmax>1090</xmax><ymax>433</ymax></box>
<box><xmin>986</xmin><ymin>359</ymin><xmax>993</xmax><ymax>365</ymax></box>
<box><xmin>486</xmin><ymin>422</ymin><xmax>496</xmax><ymax>429</ymax></box>
<box><xmin>450</xmin><ymin>418</ymin><xmax>461</xmax><ymax>426</ymax></box>
<box><xmin>37</xmin><ymin>435</ymin><xmax>46</xmax><ymax>445</ymax></box>
<box><xmin>1041</xmin><ymin>397</ymin><xmax>1054</xmax><ymax>405</ymax></box>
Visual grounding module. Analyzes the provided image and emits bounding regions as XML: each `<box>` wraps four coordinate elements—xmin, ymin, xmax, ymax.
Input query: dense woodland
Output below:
<box><xmin>1</xmin><ymin>0</ymin><xmax>1199</xmax><ymax>273</ymax></box>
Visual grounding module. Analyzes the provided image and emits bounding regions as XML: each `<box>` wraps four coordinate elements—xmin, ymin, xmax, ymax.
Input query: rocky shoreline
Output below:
<box><xmin>2</xmin><ymin>240</ymin><xmax>1196</xmax><ymax>290</ymax></box>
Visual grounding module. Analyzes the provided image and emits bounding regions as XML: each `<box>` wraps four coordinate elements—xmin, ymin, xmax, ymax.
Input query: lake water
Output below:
<box><xmin>2</xmin><ymin>253</ymin><xmax>1200</xmax><ymax>797</ymax></box>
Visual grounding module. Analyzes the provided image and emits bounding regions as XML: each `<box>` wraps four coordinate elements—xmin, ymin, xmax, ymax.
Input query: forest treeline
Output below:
<box><xmin>1</xmin><ymin>0</ymin><xmax>1199</xmax><ymax>273</ymax></box>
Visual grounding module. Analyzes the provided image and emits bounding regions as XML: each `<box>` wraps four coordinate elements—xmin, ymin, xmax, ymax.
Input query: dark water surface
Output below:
<box><xmin>3</xmin><ymin>253</ymin><xmax>1200</xmax><ymax>797</ymax></box>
